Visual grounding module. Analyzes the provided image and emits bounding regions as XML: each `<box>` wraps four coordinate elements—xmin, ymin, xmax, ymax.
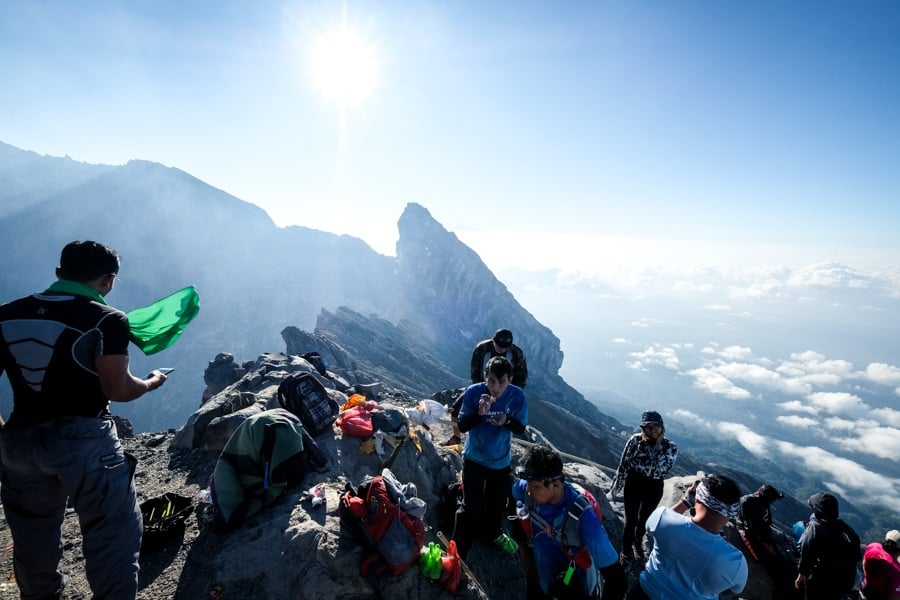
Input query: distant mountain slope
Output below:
<box><xmin>0</xmin><ymin>141</ymin><xmax>602</xmax><ymax>437</ymax></box>
<box><xmin>0</xmin><ymin>141</ymin><xmax>881</xmax><ymax>542</ymax></box>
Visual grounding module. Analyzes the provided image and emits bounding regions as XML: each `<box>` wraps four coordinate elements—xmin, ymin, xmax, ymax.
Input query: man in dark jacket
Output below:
<box><xmin>469</xmin><ymin>328</ymin><xmax>528</xmax><ymax>388</ymax></box>
<box><xmin>443</xmin><ymin>328</ymin><xmax>528</xmax><ymax>446</ymax></box>
<box><xmin>795</xmin><ymin>492</ymin><xmax>862</xmax><ymax>600</ymax></box>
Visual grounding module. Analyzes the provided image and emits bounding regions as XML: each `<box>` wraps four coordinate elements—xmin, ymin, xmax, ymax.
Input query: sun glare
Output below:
<box><xmin>310</xmin><ymin>25</ymin><xmax>378</xmax><ymax>109</ymax></box>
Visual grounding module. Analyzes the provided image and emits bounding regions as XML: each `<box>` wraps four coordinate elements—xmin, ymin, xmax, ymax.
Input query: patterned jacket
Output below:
<box><xmin>610</xmin><ymin>433</ymin><xmax>678</xmax><ymax>497</ymax></box>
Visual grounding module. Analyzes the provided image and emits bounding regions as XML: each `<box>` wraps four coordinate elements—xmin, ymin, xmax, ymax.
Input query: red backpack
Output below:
<box><xmin>336</xmin><ymin>402</ymin><xmax>375</xmax><ymax>438</ymax></box>
<box><xmin>340</xmin><ymin>474</ymin><xmax>425</xmax><ymax>575</ymax></box>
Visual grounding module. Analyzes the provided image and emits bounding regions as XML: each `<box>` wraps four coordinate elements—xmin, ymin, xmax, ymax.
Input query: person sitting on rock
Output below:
<box><xmin>451</xmin><ymin>356</ymin><xmax>527</xmax><ymax>558</ymax></box>
<box><xmin>861</xmin><ymin>529</ymin><xmax>900</xmax><ymax>600</ymax></box>
<box><xmin>512</xmin><ymin>445</ymin><xmax>626</xmax><ymax>600</ymax></box>
<box><xmin>444</xmin><ymin>328</ymin><xmax>527</xmax><ymax>446</ymax></box>
<box><xmin>626</xmin><ymin>474</ymin><xmax>748</xmax><ymax>600</ymax></box>
<box><xmin>608</xmin><ymin>410</ymin><xmax>678</xmax><ymax>563</ymax></box>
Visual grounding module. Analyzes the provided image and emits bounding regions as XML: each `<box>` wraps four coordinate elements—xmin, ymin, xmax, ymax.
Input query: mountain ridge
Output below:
<box><xmin>0</xmin><ymin>140</ymin><xmax>885</xmax><ymax>541</ymax></box>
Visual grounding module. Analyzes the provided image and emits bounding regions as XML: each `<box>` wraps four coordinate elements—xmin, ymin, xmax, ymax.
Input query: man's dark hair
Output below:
<box><xmin>485</xmin><ymin>356</ymin><xmax>513</xmax><ymax>379</ymax></box>
<box><xmin>704</xmin><ymin>474</ymin><xmax>742</xmax><ymax>506</ymax></box>
<box><xmin>521</xmin><ymin>445</ymin><xmax>564</xmax><ymax>482</ymax></box>
<box><xmin>58</xmin><ymin>241</ymin><xmax>120</xmax><ymax>282</ymax></box>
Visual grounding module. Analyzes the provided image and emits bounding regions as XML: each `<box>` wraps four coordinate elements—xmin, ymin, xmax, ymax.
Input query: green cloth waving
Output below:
<box><xmin>126</xmin><ymin>286</ymin><xmax>200</xmax><ymax>355</ymax></box>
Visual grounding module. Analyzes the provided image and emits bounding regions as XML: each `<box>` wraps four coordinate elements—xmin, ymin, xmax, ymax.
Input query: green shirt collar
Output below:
<box><xmin>45</xmin><ymin>279</ymin><xmax>108</xmax><ymax>305</ymax></box>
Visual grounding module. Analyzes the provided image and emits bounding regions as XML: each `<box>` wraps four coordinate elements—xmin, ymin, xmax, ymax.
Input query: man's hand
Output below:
<box><xmin>478</xmin><ymin>394</ymin><xmax>494</xmax><ymax>416</ymax></box>
<box><xmin>145</xmin><ymin>370</ymin><xmax>168</xmax><ymax>392</ymax></box>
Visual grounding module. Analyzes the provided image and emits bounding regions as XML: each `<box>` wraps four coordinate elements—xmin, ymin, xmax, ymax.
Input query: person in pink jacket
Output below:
<box><xmin>862</xmin><ymin>529</ymin><xmax>900</xmax><ymax>600</ymax></box>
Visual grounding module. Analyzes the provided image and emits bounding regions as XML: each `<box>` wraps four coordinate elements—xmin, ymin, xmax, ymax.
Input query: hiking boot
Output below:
<box><xmin>493</xmin><ymin>533</ymin><xmax>519</xmax><ymax>554</ymax></box>
<box><xmin>441</xmin><ymin>435</ymin><xmax>461</xmax><ymax>446</ymax></box>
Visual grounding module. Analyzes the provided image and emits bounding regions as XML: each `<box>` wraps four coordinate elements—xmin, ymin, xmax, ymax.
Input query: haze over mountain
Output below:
<box><xmin>0</xmin><ymin>141</ymin><xmax>896</xmax><ymax>533</ymax></box>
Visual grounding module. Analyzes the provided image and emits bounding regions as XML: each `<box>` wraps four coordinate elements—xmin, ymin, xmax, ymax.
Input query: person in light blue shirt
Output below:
<box><xmin>512</xmin><ymin>445</ymin><xmax>626</xmax><ymax>599</ymax></box>
<box><xmin>452</xmin><ymin>356</ymin><xmax>527</xmax><ymax>558</ymax></box>
<box><xmin>626</xmin><ymin>474</ymin><xmax>748</xmax><ymax>600</ymax></box>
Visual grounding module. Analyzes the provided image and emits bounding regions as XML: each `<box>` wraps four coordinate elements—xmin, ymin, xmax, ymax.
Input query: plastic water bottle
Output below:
<box><xmin>516</xmin><ymin>500</ymin><xmax>533</xmax><ymax>536</ymax></box>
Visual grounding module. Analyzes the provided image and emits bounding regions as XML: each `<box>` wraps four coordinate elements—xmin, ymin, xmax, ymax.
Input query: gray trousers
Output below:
<box><xmin>0</xmin><ymin>417</ymin><xmax>142</xmax><ymax>600</ymax></box>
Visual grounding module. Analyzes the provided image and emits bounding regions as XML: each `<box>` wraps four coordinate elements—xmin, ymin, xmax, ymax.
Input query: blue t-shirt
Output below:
<box><xmin>640</xmin><ymin>507</ymin><xmax>748</xmax><ymax>599</ymax></box>
<box><xmin>511</xmin><ymin>480</ymin><xmax>618</xmax><ymax>595</ymax></box>
<box><xmin>459</xmin><ymin>382</ymin><xmax>527</xmax><ymax>469</ymax></box>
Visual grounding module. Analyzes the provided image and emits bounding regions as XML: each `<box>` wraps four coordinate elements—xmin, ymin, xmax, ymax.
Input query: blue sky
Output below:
<box><xmin>1</xmin><ymin>0</ymin><xmax>899</xmax><ymax>275</ymax></box>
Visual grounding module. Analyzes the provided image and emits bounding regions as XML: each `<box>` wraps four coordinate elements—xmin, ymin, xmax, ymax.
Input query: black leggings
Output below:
<box><xmin>622</xmin><ymin>472</ymin><xmax>664</xmax><ymax>551</ymax></box>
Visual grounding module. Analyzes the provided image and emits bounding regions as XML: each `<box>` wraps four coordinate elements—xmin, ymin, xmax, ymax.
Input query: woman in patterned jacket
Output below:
<box><xmin>609</xmin><ymin>410</ymin><xmax>678</xmax><ymax>564</ymax></box>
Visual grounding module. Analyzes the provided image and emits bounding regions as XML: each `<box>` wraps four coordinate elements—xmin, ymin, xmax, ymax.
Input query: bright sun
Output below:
<box><xmin>310</xmin><ymin>25</ymin><xmax>378</xmax><ymax>109</ymax></box>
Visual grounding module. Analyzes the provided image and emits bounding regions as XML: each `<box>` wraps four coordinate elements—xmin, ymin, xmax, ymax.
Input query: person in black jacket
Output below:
<box><xmin>443</xmin><ymin>328</ymin><xmax>528</xmax><ymax>446</ymax></box>
<box><xmin>795</xmin><ymin>492</ymin><xmax>862</xmax><ymax>600</ymax></box>
<box><xmin>738</xmin><ymin>484</ymin><xmax>799</xmax><ymax>598</ymax></box>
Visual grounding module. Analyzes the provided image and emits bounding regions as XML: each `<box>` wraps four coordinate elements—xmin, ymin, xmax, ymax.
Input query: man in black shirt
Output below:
<box><xmin>0</xmin><ymin>241</ymin><xmax>168</xmax><ymax>599</ymax></box>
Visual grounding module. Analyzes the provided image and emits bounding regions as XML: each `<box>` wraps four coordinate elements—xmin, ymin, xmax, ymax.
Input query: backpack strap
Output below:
<box><xmin>561</xmin><ymin>495</ymin><xmax>590</xmax><ymax>550</ymax></box>
<box><xmin>525</xmin><ymin>490</ymin><xmax>590</xmax><ymax>553</ymax></box>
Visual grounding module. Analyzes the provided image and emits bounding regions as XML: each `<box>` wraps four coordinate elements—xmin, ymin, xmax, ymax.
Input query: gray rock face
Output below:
<box><xmin>201</xmin><ymin>352</ymin><xmax>244</xmax><ymax>403</ymax></box>
<box><xmin>396</xmin><ymin>203</ymin><xmax>563</xmax><ymax>378</ymax></box>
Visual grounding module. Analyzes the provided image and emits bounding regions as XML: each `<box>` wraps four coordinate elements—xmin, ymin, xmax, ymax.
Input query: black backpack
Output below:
<box><xmin>829</xmin><ymin>520</ymin><xmax>862</xmax><ymax>591</ymax></box>
<box><xmin>277</xmin><ymin>372</ymin><xmax>339</xmax><ymax>436</ymax></box>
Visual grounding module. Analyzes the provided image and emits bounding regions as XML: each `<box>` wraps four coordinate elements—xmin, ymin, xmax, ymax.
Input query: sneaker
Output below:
<box><xmin>441</xmin><ymin>435</ymin><xmax>461</xmax><ymax>446</ymax></box>
<box><xmin>493</xmin><ymin>533</ymin><xmax>519</xmax><ymax>554</ymax></box>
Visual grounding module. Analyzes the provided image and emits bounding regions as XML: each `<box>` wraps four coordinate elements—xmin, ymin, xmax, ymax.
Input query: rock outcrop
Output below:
<box><xmin>0</xmin><ymin>336</ymin><xmax>809</xmax><ymax>600</ymax></box>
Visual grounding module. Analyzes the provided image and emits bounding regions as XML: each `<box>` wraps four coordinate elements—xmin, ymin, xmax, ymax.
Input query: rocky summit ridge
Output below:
<box><xmin>0</xmin><ymin>325</ymin><xmax>809</xmax><ymax>600</ymax></box>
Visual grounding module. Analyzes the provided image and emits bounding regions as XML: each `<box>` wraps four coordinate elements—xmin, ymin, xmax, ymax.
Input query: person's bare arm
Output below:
<box><xmin>96</xmin><ymin>354</ymin><xmax>166</xmax><ymax>402</ymax></box>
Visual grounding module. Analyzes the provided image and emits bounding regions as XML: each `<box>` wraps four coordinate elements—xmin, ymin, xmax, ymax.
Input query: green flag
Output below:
<box><xmin>126</xmin><ymin>286</ymin><xmax>200</xmax><ymax>355</ymax></box>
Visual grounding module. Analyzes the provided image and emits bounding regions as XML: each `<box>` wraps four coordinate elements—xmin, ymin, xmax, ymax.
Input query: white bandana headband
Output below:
<box><xmin>695</xmin><ymin>481</ymin><xmax>740</xmax><ymax>519</ymax></box>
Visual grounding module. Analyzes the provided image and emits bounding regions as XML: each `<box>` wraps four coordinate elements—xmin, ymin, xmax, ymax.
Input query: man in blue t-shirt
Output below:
<box><xmin>512</xmin><ymin>445</ymin><xmax>626</xmax><ymax>599</ymax></box>
<box><xmin>452</xmin><ymin>356</ymin><xmax>527</xmax><ymax>558</ymax></box>
<box><xmin>626</xmin><ymin>474</ymin><xmax>748</xmax><ymax>600</ymax></box>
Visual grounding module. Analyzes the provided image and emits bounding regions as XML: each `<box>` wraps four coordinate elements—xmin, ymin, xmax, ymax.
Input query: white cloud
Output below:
<box><xmin>774</xmin><ymin>441</ymin><xmax>900</xmax><ymax>513</ymax></box>
<box><xmin>704</xmin><ymin>304</ymin><xmax>731</xmax><ymax>311</ymax></box>
<box><xmin>864</xmin><ymin>363</ymin><xmax>900</xmax><ymax>386</ymax></box>
<box><xmin>672</xmin><ymin>409</ymin><xmax>711</xmax><ymax>427</ymax></box>
<box><xmin>870</xmin><ymin>407</ymin><xmax>900</xmax><ymax>428</ymax></box>
<box><xmin>823</xmin><ymin>417</ymin><xmax>859</xmax><ymax>431</ymax></box>
<box><xmin>788</xmin><ymin>262</ymin><xmax>877</xmax><ymax>290</ymax></box>
<box><xmin>612</xmin><ymin>337</ymin><xmax>628</xmax><ymax>344</ymax></box>
<box><xmin>715</xmin><ymin>363</ymin><xmax>812</xmax><ymax>395</ymax></box>
<box><xmin>835</xmin><ymin>426</ymin><xmax>900</xmax><ymax>461</ymax></box>
<box><xmin>777</xmin><ymin>400</ymin><xmax>820</xmax><ymax>416</ymax></box>
<box><xmin>776</xmin><ymin>351</ymin><xmax>854</xmax><ymax>386</ymax></box>
<box><xmin>628</xmin><ymin>344</ymin><xmax>680</xmax><ymax>370</ymax></box>
<box><xmin>776</xmin><ymin>415</ymin><xmax>818</xmax><ymax>429</ymax></box>
<box><xmin>686</xmin><ymin>367</ymin><xmax>752</xmax><ymax>400</ymax></box>
<box><xmin>717</xmin><ymin>346</ymin><xmax>755</xmax><ymax>361</ymax></box>
<box><xmin>719</xmin><ymin>422</ymin><xmax>769</xmax><ymax>456</ymax></box>
<box><xmin>807</xmin><ymin>392</ymin><xmax>870</xmax><ymax>417</ymax></box>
